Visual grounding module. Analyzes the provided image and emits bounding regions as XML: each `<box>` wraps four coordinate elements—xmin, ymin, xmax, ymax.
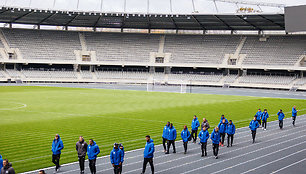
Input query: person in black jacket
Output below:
<box><xmin>76</xmin><ymin>136</ymin><xmax>88</xmax><ymax>174</ymax></box>
<box><xmin>1</xmin><ymin>159</ymin><xmax>15</xmax><ymax>174</ymax></box>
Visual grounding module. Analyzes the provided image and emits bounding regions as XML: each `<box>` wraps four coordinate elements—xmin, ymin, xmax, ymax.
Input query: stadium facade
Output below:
<box><xmin>0</xmin><ymin>1</ymin><xmax>305</xmax><ymax>91</ymax></box>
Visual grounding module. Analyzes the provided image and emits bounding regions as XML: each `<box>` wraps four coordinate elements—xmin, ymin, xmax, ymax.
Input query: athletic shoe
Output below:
<box><xmin>227</xmin><ymin>145</ymin><xmax>229</xmax><ymax>147</ymax></box>
<box><xmin>221</xmin><ymin>144</ymin><xmax>224</xmax><ymax>147</ymax></box>
<box><xmin>215</xmin><ymin>156</ymin><xmax>218</xmax><ymax>159</ymax></box>
<box><xmin>205</xmin><ymin>153</ymin><xmax>207</xmax><ymax>156</ymax></box>
<box><xmin>184</xmin><ymin>152</ymin><xmax>186</xmax><ymax>154</ymax></box>
<box><xmin>165</xmin><ymin>152</ymin><xmax>169</xmax><ymax>154</ymax></box>
<box><xmin>173</xmin><ymin>151</ymin><xmax>176</xmax><ymax>153</ymax></box>
<box><xmin>219</xmin><ymin>142</ymin><xmax>221</xmax><ymax>146</ymax></box>
<box><xmin>262</xmin><ymin>127</ymin><xmax>264</xmax><ymax>130</ymax></box>
<box><xmin>201</xmin><ymin>154</ymin><xmax>204</xmax><ymax>157</ymax></box>
<box><xmin>264</xmin><ymin>129</ymin><xmax>266</xmax><ymax>131</ymax></box>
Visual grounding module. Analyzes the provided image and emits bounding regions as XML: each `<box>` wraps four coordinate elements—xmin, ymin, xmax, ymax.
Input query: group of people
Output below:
<box><xmin>0</xmin><ymin>106</ymin><xmax>300</xmax><ymax>174</ymax></box>
<box><xmin>162</xmin><ymin>115</ymin><xmax>236</xmax><ymax>160</ymax></box>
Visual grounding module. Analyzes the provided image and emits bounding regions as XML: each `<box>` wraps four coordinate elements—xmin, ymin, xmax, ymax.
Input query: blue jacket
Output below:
<box><xmin>52</xmin><ymin>135</ymin><xmax>64</xmax><ymax>155</ymax></box>
<box><xmin>198</xmin><ymin>130</ymin><xmax>209</xmax><ymax>143</ymax></box>
<box><xmin>218</xmin><ymin>122</ymin><xmax>227</xmax><ymax>134</ymax></box>
<box><xmin>168</xmin><ymin>126</ymin><xmax>177</xmax><ymax>141</ymax></box>
<box><xmin>255</xmin><ymin>111</ymin><xmax>263</xmax><ymax>120</ymax></box>
<box><xmin>119</xmin><ymin>145</ymin><xmax>124</xmax><ymax>158</ymax></box>
<box><xmin>277</xmin><ymin>112</ymin><xmax>285</xmax><ymax>120</ymax></box>
<box><xmin>220</xmin><ymin>117</ymin><xmax>228</xmax><ymax>124</ymax></box>
<box><xmin>162</xmin><ymin>125</ymin><xmax>170</xmax><ymax>139</ymax></box>
<box><xmin>292</xmin><ymin>108</ymin><xmax>297</xmax><ymax>117</ymax></box>
<box><xmin>181</xmin><ymin>128</ymin><xmax>191</xmax><ymax>142</ymax></box>
<box><xmin>110</xmin><ymin>148</ymin><xmax>124</xmax><ymax>165</ymax></box>
<box><xmin>87</xmin><ymin>141</ymin><xmax>100</xmax><ymax>160</ymax></box>
<box><xmin>249</xmin><ymin>120</ymin><xmax>259</xmax><ymax>131</ymax></box>
<box><xmin>0</xmin><ymin>154</ymin><xmax>3</xmax><ymax>170</ymax></box>
<box><xmin>210</xmin><ymin>129</ymin><xmax>221</xmax><ymax>144</ymax></box>
<box><xmin>226</xmin><ymin>123</ymin><xmax>235</xmax><ymax>135</ymax></box>
<box><xmin>262</xmin><ymin>112</ymin><xmax>269</xmax><ymax>121</ymax></box>
<box><xmin>191</xmin><ymin>118</ymin><xmax>200</xmax><ymax>130</ymax></box>
<box><xmin>144</xmin><ymin>139</ymin><xmax>154</xmax><ymax>158</ymax></box>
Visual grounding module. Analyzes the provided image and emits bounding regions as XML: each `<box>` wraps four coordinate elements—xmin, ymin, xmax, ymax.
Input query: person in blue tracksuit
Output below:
<box><xmin>118</xmin><ymin>144</ymin><xmax>124</xmax><ymax>174</ymax></box>
<box><xmin>249</xmin><ymin>117</ymin><xmax>260</xmax><ymax>143</ymax></box>
<box><xmin>181</xmin><ymin>125</ymin><xmax>191</xmax><ymax>154</ymax></box>
<box><xmin>261</xmin><ymin>109</ymin><xmax>269</xmax><ymax>130</ymax></box>
<box><xmin>198</xmin><ymin>127</ymin><xmax>209</xmax><ymax>157</ymax></box>
<box><xmin>110</xmin><ymin>143</ymin><xmax>124</xmax><ymax>174</ymax></box>
<box><xmin>211</xmin><ymin>127</ymin><xmax>221</xmax><ymax>159</ymax></box>
<box><xmin>162</xmin><ymin>122</ymin><xmax>170</xmax><ymax>152</ymax></box>
<box><xmin>255</xmin><ymin>109</ymin><xmax>263</xmax><ymax>126</ymax></box>
<box><xmin>51</xmin><ymin>134</ymin><xmax>64</xmax><ymax>173</ymax></box>
<box><xmin>141</xmin><ymin>135</ymin><xmax>155</xmax><ymax>174</ymax></box>
<box><xmin>277</xmin><ymin>109</ymin><xmax>285</xmax><ymax>129</ymax></box>
<box><xmin>0</xmin><ymin>154</ymin><xmax>3</xmax><ymax>170</ymax></box>
<box><xmin>218</xmin><ymin>119</ymin><xmax>227</xmax><ymax>147</ymax></box>
<box><xmin>87</xmin><ymin>139</ymin><xmax>100</xmax><ymax>174</ymax></box>
<box><xmin>226</xmin><ymin>120</ymin><xmax>235</xmax><ymax>147</ymax></box>
<box><xmin>292</xmin><ymin>106</ymin><xmax>298</xmax><ymax>126</ymax></box>
<box><xmin>220</xmin><ymin>115</ymin><xmax>228</xmax><ymax>124</ymax></box>
<box><xmin>166</xmin><ymin>123</ymin><xmax>177</xmax><ymax>154</ymax></box>
<box><xmin>191</xmin><ymin>115</ymin><xmax>200</xmax><ymax>143</ymax></box>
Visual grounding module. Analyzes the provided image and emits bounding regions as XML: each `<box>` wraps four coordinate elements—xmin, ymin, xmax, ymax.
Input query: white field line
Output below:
<box><xmin>0</xmin><ymin>102</ymin><xmax>27</xmax><ymax>110</ymax></box>
<box><xmin>270</xmin><ymin>158</ymin><xmax>306</xmax><ymax>174</ymax></box>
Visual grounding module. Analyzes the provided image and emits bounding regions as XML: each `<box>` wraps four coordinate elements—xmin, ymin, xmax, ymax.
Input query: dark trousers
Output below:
<box><xmin>220</xmin><ymin>133</ymin><xmax>225</xmax><ymax>144</ymax></box>
<box><xmin>212</xmin><ymin>143</ymin><xmax>219</xmax><ymax>156</ymax></box>
<box><xmin>257</xmin><ymin>119</ymin><xmax>261</xmax><ymax>126</ymax></box>
<box><xmin>251</xmin><ymin>130</ymin><xmax>256</xmax><ymax>143</ymax></box>
<box><xmin>201</xmin><ymin>142</ymin><xmax>207</xmax><ymax>156</ymax></box>
<box><xmin>142</xmin><ymin>158</ymin><xmax>154</xmax><ymax>174</ymax></box>
<box><xmin>262</xmin><ymin>120</ymin><xmax>267</xmax><ymax>129</ymax></box>
<box><xmin>162</xmin><ymin>137</ymin><xmax>167</xmax><ymax>151</ymax></box>
<box><xmin>292</xmin><ymin>116</ymin><xmax>296</xmax><ymax>125</ymax></box>
<box><xmin>279</xmin><ymin>120</ymin><xmax>283</xmax><ymax>129</ymax></box>
<box><xmin>183</xmin><ymin>141</ymin><xmax>188</xmax><ymax>152</ymax></box>
<box><xmin>167</xmin><ymin>140</ymin><xmax>176</xmax><ymax>153</ymax></box>
<box><xmin>78</xmin><ymin>156</ymin><xmax>85</xmax><ymax>172</ymax></box>
<box><xmin>227</xmin><ymin>134</ymin><xmax>234</xmax><ymax>146</ymax></box>
<box><xmin>119</xmin><ymin>163</ymin><xmax>122</xmax><ymax>174</ymax></box>
<box><xmin>191</xmin><ymin>130</ymin><xmax>198</xmax><ymax>142</ymax></box>
<box><xmin>52</xmin><ymin>154</ymin><xmax>60</xmax><ymax>170</ymax></box>
<box><xmin>113</xmin><ymin>165</ymin><xmax>122</xmax><ymax>174</ymax></box>
<box><xmin>89</xmin><ymin>159</ymin><xmax>96</xmax><ymax>174</ymax></box>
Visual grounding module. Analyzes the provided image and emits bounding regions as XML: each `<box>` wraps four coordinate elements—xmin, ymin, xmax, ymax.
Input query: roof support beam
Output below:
<box><xmin>37</xmin><ymin>13</ymin><xmax>57</xmax><ymax>25</ymax></box>
<box><xmin>93</xmin><ymin>15</ymin><xmax>102</xmax><ymax>31</ymax></box>
<box><xmin>10</xmin><ymin>11</ymin><xmax>34</xmax><ymax>23</ymax></box>
<box><xmin>169</xmin><ymin>16</ymin><xmax>178</xmax><ymax>33</ymax></box>
<box><xmin>191</xmin><ymin>15</ymin><xmax>206</xmax><ymax>30</ymax></box>
<box><xmin>65</xmin><ymin>14</ymin><xmax>79</xmax><ymax>26</ymax></box>
<box><xmin>259</xmin><ymin>15</ymin><xmax>285</xmax><ymax>29</ymax></box>
<box><xmin>214</xmin><ymin>15</ymin><xmax>233</xmax><ymax>30</ymax></box>
<box><xmin>236</xmin><ymin>15</ymin><xmax>261</xmax><ymax>30</ymax></box>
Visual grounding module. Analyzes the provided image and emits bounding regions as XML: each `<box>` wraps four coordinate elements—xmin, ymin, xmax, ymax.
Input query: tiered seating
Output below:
<box><xmin>3</xmin><ymin>28</ymin><xmax>81</xmax><ymax>61</ymax></box>
<box><xmin>6</xmin><ymin>69</ymin><xmax>22</xmax><ymax>78</ymax></box>
<box><xmin>22</xmin><ymin>70</ymin><xmax>77</xmax><ymax>79</ymax></box>
<box><xmin>0</xmin><ymin>70</ymin><xmax>6</xmax><ymax>78</ymax></box>
<box><xmin>223</xmin><ymin>75</ymin><xmax>238</xmax><ymax>83</ymax></box>
<box><xmin>85</xmin><ymin>32</ymin><xmax>160</xmax><ymax>62</ymax></box>
<box><xmin>241</xmin><ymin>36</ymin><xmax>306</xmax><ymax>66</ymax></box>
<box><xmin>80</xmin><ymin>71</ymin><xmax>93</xmax><ymax>79</ymax></box>
<box><xmin>294</xmin><ymin>78</ymin><xmax>306</xmax><ymax>86</ymax></box>
<box><xmin>239</xmin><ymin>75</ymin><xmax>296</xmax><ymax>85</ymax></box>
<box><xmin>168</xmin><ymin>73</ymin><xmax>223</xmax><ymax>82</ymax></box>
<box><xmin>95</xmin><ymin>71</ymin><xmax>149</xmax><ymax>80</ymax></box>
<box><xmin>164</xmin><ymin>35</ymin><xmax>240</xmax><ymax>64</ymax></box>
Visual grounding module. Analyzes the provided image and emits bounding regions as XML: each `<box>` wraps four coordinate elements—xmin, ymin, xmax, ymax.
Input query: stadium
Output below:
<box><xmin>0</xmin><ymin>0</ymin><xmax>305</xmax><ymax>173</ymax></box>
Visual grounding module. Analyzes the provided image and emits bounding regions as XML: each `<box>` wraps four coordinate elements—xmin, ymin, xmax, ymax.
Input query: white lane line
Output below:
<box><xmin>270</xmin><ymin>158</ymin><xmax>306</xmax><ymax>174</ymax></box>
<box><xmin>22</xmin><ymin>115</ymin><xmax>306</xmax><ymax>174</ymax></box>
<box><xmin>0</xmin><ymin>102</ymin><xmax>27</xmax><ymax>111</ymax></box>
<box><xmin>183</xmin><ymin>136</ymin><xmax>306</xmax><ymax>174</ymax></box>
<box><xmin>210</xmin><ymin>141</ymin><xmax>306</xmax><ymax>174</ymax></box>
<box><xmin>241</xmin><ymin>149</ymin><xmax>306</xmax><ymax>174</ymax></box>
<box><xmin>116</xmin><ymin>127</ymin><xmax>306</xmax><ymax>174</ymax></box>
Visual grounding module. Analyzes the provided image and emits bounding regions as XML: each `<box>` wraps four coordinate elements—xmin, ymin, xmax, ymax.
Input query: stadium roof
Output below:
<box><xmin>0</xmin><ymin>7</ymin><xmax>285</xmax><ymax>31</ymax></box>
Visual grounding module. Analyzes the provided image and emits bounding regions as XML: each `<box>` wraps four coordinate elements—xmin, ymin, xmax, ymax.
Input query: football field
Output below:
<box><xmin>0</xmin><ymin>86</ymin><xmax>305</xmax><ymax>173</ymax></box>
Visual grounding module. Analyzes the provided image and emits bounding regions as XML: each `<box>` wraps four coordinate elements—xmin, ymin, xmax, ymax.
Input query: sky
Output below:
<box><xmin>0</xmin><ymin>0</ymin><xmax>305</xmax><ymax>14</ymax></box>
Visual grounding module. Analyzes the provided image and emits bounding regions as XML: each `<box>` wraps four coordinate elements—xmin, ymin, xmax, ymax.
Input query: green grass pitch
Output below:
<box><xmin>0</xmin><ymin>86</ymin><xmax>305</xmax><ymax>173</ymax></box>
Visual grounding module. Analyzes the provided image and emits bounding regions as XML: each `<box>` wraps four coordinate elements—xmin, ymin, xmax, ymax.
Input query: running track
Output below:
<box><xmin>23</xmin><ymin>115</ymin><xmax>306</xmax><ymax>174</ymax></box>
